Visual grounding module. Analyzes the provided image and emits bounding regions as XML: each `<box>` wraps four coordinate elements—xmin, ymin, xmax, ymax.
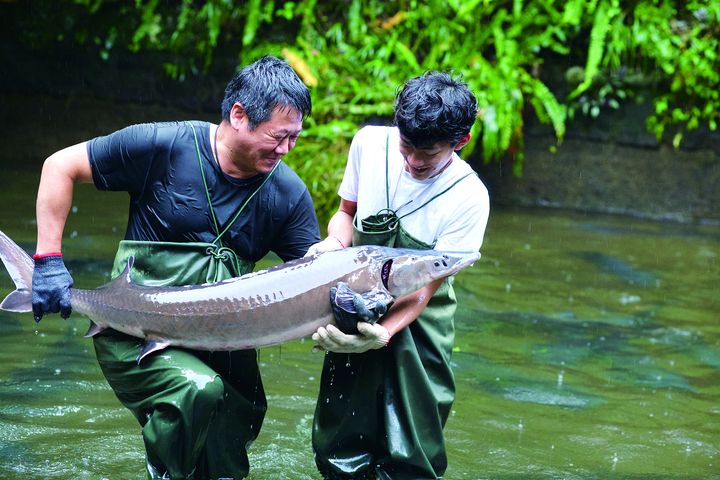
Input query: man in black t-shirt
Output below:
<box><xmin>88</xmin><ymin>120</ymin><xmax>318</xmax><ymax>261</ymax></box>
<box><xmin>31</xmin><ymin>55</ymin><xmax>320</xmax><ymax>479</ymax></box>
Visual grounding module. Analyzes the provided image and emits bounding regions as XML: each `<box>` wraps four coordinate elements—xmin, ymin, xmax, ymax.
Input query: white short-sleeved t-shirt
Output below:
<box><xmin>338</xmin><ymin>126</ymin><xmax>490</xmax><ymax>253</ymax></box>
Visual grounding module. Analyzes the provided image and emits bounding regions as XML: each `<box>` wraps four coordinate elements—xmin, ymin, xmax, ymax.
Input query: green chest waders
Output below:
<box><xmin>313</xmin><ymin>129</ymin><xmax>474</xmax><ymax>480</ymax></box>
<box><xmin>93</xmin><ymin>123</ymin><xmax>278</xmax><ymax>480</ymax></box>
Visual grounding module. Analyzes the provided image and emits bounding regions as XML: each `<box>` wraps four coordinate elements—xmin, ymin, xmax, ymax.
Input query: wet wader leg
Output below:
<box><xmin>375</xmin><ymin>328</ymin><xmax>455</xmax><ymax>480</ymax></box>
<box><xmin>375</xmin><ymin>282</ymin><xmax>458</xmax><ymax>479</ymax></box>
<box><xmin>314</xmin><ymin>285</ymin><xmax>458</xmax><ymax>480</ymax></box>
<box><xmin>313</xmin><ymin>349</ymin><xmax>390</xmax><ymax>479</ymax></box>
<box><xmin>93</xmin><ymin>331</ymin><xmax>225</xmax><ymax>479</ymax></box>
<box><xmin>200</xmin><ymin>350</ymin><xmax>268</xmax><ymax>480</ymax></box>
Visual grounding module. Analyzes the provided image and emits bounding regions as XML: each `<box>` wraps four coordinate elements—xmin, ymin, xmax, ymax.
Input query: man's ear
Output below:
<box><xmin>229</xmin><ymin>103</ymin><xmax>247</xmax><ymax>130</ymax></box>
<box><xmin>454</xmin><ymin>133</ymin><xmax>471</xmax><ymax>151</ymax></box>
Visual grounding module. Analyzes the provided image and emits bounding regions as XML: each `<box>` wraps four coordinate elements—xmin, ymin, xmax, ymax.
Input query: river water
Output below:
<box><xmin>0</xmin><ymin>160</ymin><xmax>718</xmax><ymax>479</ymax></box>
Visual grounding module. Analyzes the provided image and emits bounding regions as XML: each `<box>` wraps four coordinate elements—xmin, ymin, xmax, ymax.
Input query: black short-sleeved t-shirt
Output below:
<box><xmin>87</xmin><ymin>121</ymin><xmax>320</xmax><ymax>262</ymax></box>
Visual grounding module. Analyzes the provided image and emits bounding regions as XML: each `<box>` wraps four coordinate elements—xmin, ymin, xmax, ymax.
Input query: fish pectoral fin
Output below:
<box><xmin>331</xmin><ymin>282</ymin><xmax>358</xmax><ymax>314</ymax></box>
<box><xmin>330</xmin><ymin>283</ymin><xmax>393</xmax><ymax>334</ymax></box>
<box><xmin>332</xmin><ymin>283</ymin><xmax>392</xmax><ymax>314</ymax></box>
<box><xmin>136</xmin><ymin>338</ymin><xmax>171</xmax><ymax>364</ymax></box>
<box><xmin>84</xmin><ymin>322</ymin><xmax>107</xmax><ymax>337</ymax></box>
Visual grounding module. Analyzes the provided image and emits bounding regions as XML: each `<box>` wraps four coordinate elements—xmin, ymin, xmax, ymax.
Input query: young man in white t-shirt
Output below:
<box><xmin>307</xmin><ymin>72</ymin><xmax>490</xmax><ymax>479</ymax></box>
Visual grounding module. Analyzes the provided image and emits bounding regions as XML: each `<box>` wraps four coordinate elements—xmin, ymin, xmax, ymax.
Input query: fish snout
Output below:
<box><xmin>433</xmin><ymin>251</ymin><xmax>481</xmax><ymax>278</ymax></box>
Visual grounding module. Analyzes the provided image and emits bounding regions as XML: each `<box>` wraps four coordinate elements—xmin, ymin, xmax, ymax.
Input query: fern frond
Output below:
<box><xmin>568</xmin><ymin>0</ymin><xmax>618</xmax><ymax>99</ymax></box>
<box><xmin>522</xmin><ymin>71</ymin><xmax>567</xmax><ymax>141</ymax></box>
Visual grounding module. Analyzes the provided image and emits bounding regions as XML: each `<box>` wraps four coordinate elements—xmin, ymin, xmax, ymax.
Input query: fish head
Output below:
<box><xmin>382</xmin><ymin>249</ymin><xmax>481</xmax><ymax>297</ymax></box>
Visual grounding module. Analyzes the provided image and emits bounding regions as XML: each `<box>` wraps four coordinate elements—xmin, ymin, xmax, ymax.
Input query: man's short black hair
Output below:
<box><xmin>394</xmin><ymin>71</ymin><xmax>478</xmax><ymax>148</ymax></box>
<box><xmin>221</xmin><ymin>55</ymin><xmax>312</xmax><ymax>129</ymax></box>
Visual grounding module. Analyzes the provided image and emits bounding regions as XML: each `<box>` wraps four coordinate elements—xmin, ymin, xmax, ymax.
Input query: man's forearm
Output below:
<box><xmin>379</xmin><ymin>278</ymin><xmax>444</xmax><ymax>337</ymax></box>
<box><xmin>326</xmin><ymin>209</ymin><xmax>353</xmax><ymax>248</ymax></box>
<box><xmin>35</xmin><ymin>143</ymin><xmax>93</xmax><ymax>254</ymax></box>
<box><xmin>36</xmin><ymin>160</ymin><xmax>75</xmax><ymax>253</ymax></box>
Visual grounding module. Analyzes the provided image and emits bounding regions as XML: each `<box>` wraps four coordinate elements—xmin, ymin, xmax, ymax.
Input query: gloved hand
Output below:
<box><xmin>32</xmin><ymin>254</ymin><xmax>73</xmax><ymax>322</ymax></box>
<box><xmin>330</xmin><ymin>282</ymin><xmax>389</xmax><ymax>334</ymax></box>
<box><xmin>304</xmin><ymin>236</ymin><xmax>345</xmax><ymax>257</ymax></box>
<box><xmin>312</xmin><ymin>322</ymin><xmax>390</xmax><ymax>354</ymax></box>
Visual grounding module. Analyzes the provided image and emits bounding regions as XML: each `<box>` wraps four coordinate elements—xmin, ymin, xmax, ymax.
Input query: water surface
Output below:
<box><xmin>0</xmin><ymin>174</ymin><xmax>718</xmax><ymax>479</ymax></box>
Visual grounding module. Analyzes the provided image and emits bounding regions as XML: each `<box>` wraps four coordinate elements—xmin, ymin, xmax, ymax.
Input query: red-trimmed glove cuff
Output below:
<box><xmin>32</xmin><ymin>252</ymin><xmax>63</xmax><ymax>260</ymax></box>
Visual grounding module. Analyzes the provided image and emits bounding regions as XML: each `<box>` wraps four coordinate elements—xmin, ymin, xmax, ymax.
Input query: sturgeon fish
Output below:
<box><xmin>0</xmin><ymin>230</ymin><xmax>479</xmax><ymax>362</ymax></box>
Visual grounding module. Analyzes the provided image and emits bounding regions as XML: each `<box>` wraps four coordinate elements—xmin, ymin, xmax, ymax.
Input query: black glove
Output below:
<box><xmin>329</xmin><ymin>282</ymin><xmax>389</xmax><ymax>334</ymax></box>
<box><xmin>32</xmin><ymin>255</ymin><xmax>73</xmax><ymax>322</ymax></box>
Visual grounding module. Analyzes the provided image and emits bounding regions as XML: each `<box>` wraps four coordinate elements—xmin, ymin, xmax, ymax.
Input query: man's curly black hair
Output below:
<box><xmin>394</xmin><ymin>71</ymin><xmax>478</xmax><ymax>149</ymax></box>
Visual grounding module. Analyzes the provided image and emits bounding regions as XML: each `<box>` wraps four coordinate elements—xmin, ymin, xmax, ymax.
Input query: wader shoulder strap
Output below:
<box><xmin>397</xmin><ymin>171</ymin><xmax>477</xmax><ymax>221</ymax></box>
<box><xmin>187</xmin><ymin>122</ymin><xmax>280</xmax><ymax>247</ymax></box>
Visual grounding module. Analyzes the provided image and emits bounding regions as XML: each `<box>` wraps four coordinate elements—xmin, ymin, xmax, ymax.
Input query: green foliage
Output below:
<box><xmin>57</xmin><ymin>0</ymin><xmax>720</xmax><ymax>222</ymax></box>
<box><xmin>568</xmin><ymin>0</ymin><xmax>623</xmax><ymax>100</ymax></box>
<box><xmin>566</xmin><ymin>66</ymin><xmax>634</xmax><ymax>120</ymax></box>
<box><xmin>632</xmin><ymin>1</ymin><xmax>720</xmax><ymax>144</ymax></box>
<box><xmin>564</xmin><ymin>1</ymin><xmax>719</xmax><ymax>146</ymax></box>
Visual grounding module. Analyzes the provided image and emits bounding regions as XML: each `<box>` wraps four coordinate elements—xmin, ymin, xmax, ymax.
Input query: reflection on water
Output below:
<box><xmin>0</xmin><ymin>175</ymin><xmax>718</xmax><ymax>478</ymax></box>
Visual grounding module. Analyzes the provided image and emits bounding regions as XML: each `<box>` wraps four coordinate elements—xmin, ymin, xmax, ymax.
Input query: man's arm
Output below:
<box><xmin>377</xmin><ymin>277</ymin><xmax>444</xmax><ymax>336</ymax></box>
<box><xmin>325</xmin><ymin>198</ymin><xmax>356</xmax><ymax>248</ymax></box>
<box><xmin>32</xmin><ymin>142</ymin><xmax>94</xmax><ymax>321</ymax></box>
<box><xmin>36</xmin><ymin>142</ymin><xmax>94</xmax><ymax>253</ymax></box>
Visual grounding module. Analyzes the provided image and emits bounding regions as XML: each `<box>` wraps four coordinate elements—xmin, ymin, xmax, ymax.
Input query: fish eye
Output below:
<box><xmin>434</xmin><ymin>261</ymin><xmax>440</xmax><ymax>267</ymax></box>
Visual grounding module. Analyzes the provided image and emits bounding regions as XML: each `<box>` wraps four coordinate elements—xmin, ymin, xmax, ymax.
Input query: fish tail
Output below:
<box><xmin>0</xmin><ymin>230</ymin><xmax>34</xmax><ymax>313</ymax></box>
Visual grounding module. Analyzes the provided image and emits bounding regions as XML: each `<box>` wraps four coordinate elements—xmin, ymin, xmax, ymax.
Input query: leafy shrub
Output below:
<box><xmin>52</xmin><ymin>1</ymin><xmax>717</xmax><ymax>222</ymax></box>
